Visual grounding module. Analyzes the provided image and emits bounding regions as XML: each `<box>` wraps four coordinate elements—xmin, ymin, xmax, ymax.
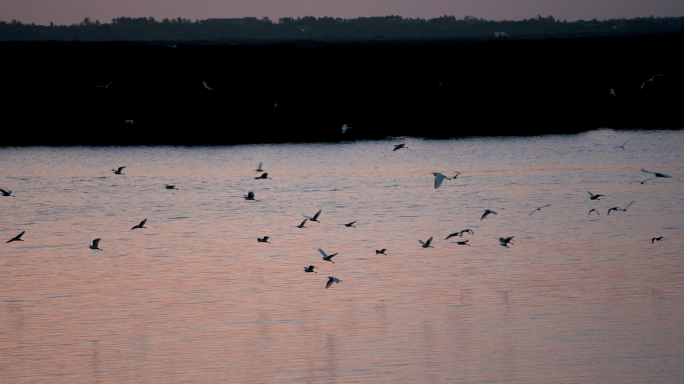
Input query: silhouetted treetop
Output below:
<box><xmin>0</xmin><ymin>15</ymin><xmax>682</xmax><ymax>42</ymax></box>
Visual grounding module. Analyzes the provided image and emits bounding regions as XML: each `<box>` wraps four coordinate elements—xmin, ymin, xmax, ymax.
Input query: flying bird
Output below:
<box><xmin>165</xmin><ymin>184</ymin><xmax>177</xmax><ymax>189</ymax></box>
<box><xmin>341</xmin><ymin>124</ymin><xmax>352</xmax><ymax>134</ymax></box>
<box><xmin>343</xmin><ymin>221</ymin><xmax>356</xmax><ymax>227</ymax></box>
<box><xmin>255</xmin><ymin>162</ymin><xmax>264</xmax><ymax>172</ymax></box>
<box><xmin>587</xmin><ymin>191</ymin><xmax>603</xmax><ymax>200</ymax></box>
<box><xmin>445</xmin><ymin>229</ymin><xmax>474</xmax><ymax>240</ymax></box>
<box><xmin>167</xmin><ymin>44</ymin><xmax>177</xmax><ymax>48</ymax></box>
<box><xmin>325</xmin><ymin>276</ymin><xmax>342</xmax><ymax>289</ymax></box>
<box><xmin>452</xmin><ymin>172</ymin><xmax>462</xmax><ymax>179</ymax></box>
<box><xmin>481</xmin><ymin>209</ymin><xmax>497</xmax><ymax>220</ymax></box>
<box><xmin>454</xmin><ymin>240</ymin><xmax>470</xmax><ymax>246</ymax></box>
<box><xmin>304</xmin><ymin>265</ymin><xmax>317</xmax><ymax>273</ymax></box>
<box><xmin>0</xmin><ymin>189</ymin><xmax>14</xmax><ymax>197</ymax></box>
<box><xmin>257</xmin><ymin>236</ymin><xmax>270</xmax><ymax>243</ymax></box>
<box><xmin>419</xmin><ymin>237</ymin><xmax>434</xmax><ymax>248</ymax></box>
<box><xmin>375</xmin><ymin>249</ymin><xmax>387</xmax><ymax>255</ymax></box>
<box><xmin>304</xmin><ymin>210</ymin><xmax>322</xmax><ymax>223</ymax></box>
<box><xmin>432</xmin><ymin>173</ymin><xmax>450</xmax><ymax>189</ymax></box>
<box><xmin>588</xmin><ymin>208</ymin><xmax>600</xmax><ymax>216</ymax></box>
<box><xmin>393</xmin><ymin>144</ymin><xmax>408</xmax><ymax>151</ymax></box>
<box><xmin>131</xmin><ymin>219</ymin><xmax>147</xmax><ymax>230</ymax></box>
<box><xmin>609</xmin><ymin>89</ymin><xmax>616</xmax><ymax>96</ymax></box>
<box><xmin>641</xmin><ymin>169</ymin><xmax>671</xmax><ymax>178</ymax></box>
<box><xmin>319</xmin><ymin>249</ymin><xmax>338</xmax><ymax>264</ymax></box>
<box><xmin>641</xmin><ymin>74</ymin><xmax>663</xmax><ymax>89</ymax></box>
<box><xmin>244</xmin><ymin>191</ymin><xmax>259</xmax><ymax>201</ymax></box>
<box><xmin>295</xmin><ymin>219</ymin><xmax>308</xmax><ymax>228</ymax></box>
<box><xmin>614</xmin><ymin>141</ymin><xmax>629</xmax><ymax>150</ymax></box>
<box><xmin>6</xmin><ymin>231</ymin><xmax>25</xmax><ymax>243</ymax></box>
<box><xmin>607</xmin><ymin>201</ymin><xmax>634</xmax><ymax>215</ymax></box>
<box><xmin>254</xmin><ymin>173</ymin><xmax>270</xmax><ymax>180</ymax></box>
<box><xmin>499</xmin><ymin>237</ymin><xmax>514</xmax><ymax>247</ymax></box>
<box><xmin>529</xmin><ymin>204</ymin><xmax>551</xmax><ymax>215</ymax></box>
<box><xmin>112</xmin><ymin>166</ymin><xmax>126</xmax><ymax>175</ymax></box>
<box><xmin>203</xmin><ymin>81</ymin><xmax>213</xmax><ymax>90</ymax></box>
<box><xmin>96</xmin><ymin>81</ymin><xmax>115</xmax><ymax>88</ymax></box>
<box><xmin>89</xmin><ymin>238</ymin><xmax>103</xmax><ymax>250</ymax></box>
<box><xmin>125</xmin><ymin>120</ymin><xmax>134</xmax><ymax>124</ymax></box>
<box><xmin>651</xmin><ymin>237</ymin><xmax>665</xmax><ymax>244</ymax></box>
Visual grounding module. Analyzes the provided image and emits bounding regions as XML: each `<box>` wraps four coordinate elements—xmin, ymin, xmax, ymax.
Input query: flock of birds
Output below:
<box><xmin>3</xmin><ymin>141</ymin><xmax>673</xmax><ymax>288</ymax></box>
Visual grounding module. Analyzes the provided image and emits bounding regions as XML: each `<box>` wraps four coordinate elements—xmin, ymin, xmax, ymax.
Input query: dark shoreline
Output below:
<box><xmin>2</xmin><ymin>34</ymin><xmax>682</xmax><ymax>146</ymax></box>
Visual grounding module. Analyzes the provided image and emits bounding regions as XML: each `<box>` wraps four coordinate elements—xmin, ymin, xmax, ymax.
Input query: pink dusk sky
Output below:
<box><xmin>2</xmin><ymin>0</ymin><xmax>683</xmax><ymax>26</ymax></box>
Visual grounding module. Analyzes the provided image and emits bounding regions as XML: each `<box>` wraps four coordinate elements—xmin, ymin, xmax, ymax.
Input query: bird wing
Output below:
<box><xmin>140</xmin><ymin>219</ymin><xmax>147</xmax><ymax>226</ymax></box>
<box><xmin>16</xmin><ymin>231</ymin><xmax>25</xmax><ymax>239</ymax></box>
<box><xmin>299</xmin><ymin>219</ymin><xmax>307</xmax><ymax>226</ymax></box>
<box><xmin>257</xmin><ymin>162</ymin><xmax>263</xmax><ymax>170</ymax></box>
<box><xmin>203</xmin><ymin>81</ymin><xmax>212</xmax><ymax>90</ymax></box>
<box><xmin>434</xmin><ymin>173</ymin><xmax>446</xmax><ymax>189</ymax></box>
<box><xmin>93</xmin><ymin>238</ymin><xmax>101</xmax><ymax>247</ymax></box>
<box><xmin>445</xmin><ymin>233</ymin><xmax>456</xmax><ymax>240</ymax></box>
<box><xmin>312</xmin><ymin>210</ymin><xmax>321</xmax><ymax>220</ymax></box>
<box><xmin>624</xmin><ymin>201</ymin><xmax>635</xmax><ymax>211</ymax></box>
<box><xmin>318</xmin><ymin>248</ymin><xmax>328</xmax><ymax>258</ymax></box>
<box><xmin>587</xmin><ymin>191</ymin><xmax>595</xmax><ymax>198</ymax></box>
<box><xmin>325</xmin><ymin>278</ymin><xmax>334</xmax><ymax>289</ymax></box>
<box><xmin>248</xmin><ymin>191</ymin><xmax>254</xmax><ymax>199</ymax></box>
<box><xmin>481</xmin><ymin>211</ymin><xmax>489</xmax><ymax>220</ymax></box>
<box><xmin>652</xmin><ymin>238</ymin><xmax>655</xmax><ymax>244</ymax></box>
<box><xmin>641</xmin><ymin>169</ymin><xmax>656</xmax><ymax>174</ymax></box>
<box><xmin>419</xmin><ymin>240</ymin><xmax>425</xmax><ymax>246</ymax></box>
<box><xmin>425</xmin><ymin>237</ymin><xmax>433</xmax><ymax>246</ymax></box>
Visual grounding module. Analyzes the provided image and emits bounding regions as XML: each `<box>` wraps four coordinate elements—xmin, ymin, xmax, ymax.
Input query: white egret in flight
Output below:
<box><xmin>326</xmin><ymin>276</ymin><xmax>342</xmax><ymax>289</ymax></box>
<box><xmin>319</xmin><ymin>248</ymin><xmax>338</xmax><ymax>264</ymax></box>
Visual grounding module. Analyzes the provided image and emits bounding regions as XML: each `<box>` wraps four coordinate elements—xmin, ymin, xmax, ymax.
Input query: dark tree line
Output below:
<box><xmin>0</xmin><ymin>15</ymin><xmax>683</xmax><ymax>42</ymax></box>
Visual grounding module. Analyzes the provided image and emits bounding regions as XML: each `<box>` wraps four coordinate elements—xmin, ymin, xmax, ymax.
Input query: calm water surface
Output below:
<box><xmin>1</xmin><ymin>129</ymin><xmax>684</xmax><ymax>383</ymax></box>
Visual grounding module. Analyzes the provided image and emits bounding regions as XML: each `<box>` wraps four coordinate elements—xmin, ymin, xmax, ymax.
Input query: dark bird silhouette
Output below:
<box><xmin>254</xmin><ymin>173</ymin><xmax>270</xmax><ymax>180</ymax></box>
<box><xmin>481</xmin><ymin>210</ymin><xmax>497</xmax><ymax>220</ymax></box>
<box><xmin>651</xmin><ymin>237</ymin><xmax>665</xmax><ymax>244</ymax></box>
<box><xmin>319</xmin><ymin>248</ymin><xmax>338</xmax><ymax>264</ymax></box>
<box><xmin>304</xmin><ymin>265</ymin><xmax>317</xmax><ymax>273</ymax></box>
<box><xmin>255</xmin><ymin>162</ymin><xmax>264</xmax><ymax>172</ymax></box>
<box><xmin>7</xmin><ymin>231</ymin><xmax>25</xmax><ymax>243</ymax></box>
<box><xmin>607</xmin><ymin>201</ymin><xmax>634</xmax><ymax>215</ymax></box>
<box><xmin>375</xmin><ymin>249</ymin><xmax>387</xmax><ymax>255</ymax></box>
<box><xmin>529</xmin><ymin>204</ymin><xmax>551</xmax><ymax>215</ymax></box>
<box><xmin>642</xmin><ymin>169</ymin><xmax>671</xmax><ymax>179</ymax></box>
<box><xmin>257</xmin><ymin>236</ymin><xmax>270</xmax><ymax>243</ymax></box>
<box><xmin>452</xmin><ymin>172</ymin><xmax>462</xmax><ymax>179</ymax></box>
<box><xmin>89</xmin><ymin>238</ymin><xmax>103</xmax><ymax>250</ymax></box>
<box><xmin>294</xmin><ymin>219</ymin><xmax>308</xmax><ymax>228</ymax></box>
<box><xmin>445</xmin><ymin>229</ymin><xmax>474</xmax><ymax>240</ymax></box>
<box><xmin>588</xmin><ymin>208</ymin><xmax>600</xmax><ymax>216</ymax></box>
<box><xmin>131</xmin><ymin>219</ymin><xmax>147</xmax><ymax>230</ymax></box>
<box><xmin>164</xmin><ymin>184</ymin><xmax>177</xmax><ymax>189</ymax></box>
<box><xmin>419</xmin><ymin>237</ymin><xmax>434</xmax><ymax>248</ymax></box>
<box><xmin>393</xmin><ymin>144</ymin><xmax>408</xmax><ymax>151</ymax></box>
<box><xmin>499</xmin><ymin>236</ymin><xmax>514</xmax><ymax>247</ymax></box>
<box><xmin>326</xmin><ymin>276</ymin><xmax>342</xmax><ymax>289</ymax></box>
<box><xmin>613</xmin><ymin>141</ymin><xmax>629</xmax><ymax>150</ymax></box>
<box><xmin>587</xmin><ymin>191</ymin><xmax>603</xmax><ymax>200</ymax></box>
<box><xmin>244</xmin><ymin>191</ymin><xmax>259</xmax><ymax>201</ymax></box>
<box><xmin>343</xmin><ymin>221</ymin><xmax>356</xmax><ymax>227</ymax></box>
<box><xmin>304</xmin><ymin>210</ymin><xmax>322</xmax><ymax>223</ymax></box>
<box><xmin>454</xmin><ymin>240</ymin><xmax>470</xmax><ymax>246</ymax></box>
<box><xmin>112</xmin><ymin>166</ymin><xmax>126</xmax><ymax>175</ymax></box>
<box><xmin>0</xmin><ymin>189</ymin><xmax>14</xmax><ymax>197</ymax></box>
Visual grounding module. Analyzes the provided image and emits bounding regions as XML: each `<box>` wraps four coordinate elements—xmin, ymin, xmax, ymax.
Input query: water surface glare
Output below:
<box><xmin>1</xmin><ymin>129</ymin><xmax>684</xmax><ymax>383</ymax></box>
